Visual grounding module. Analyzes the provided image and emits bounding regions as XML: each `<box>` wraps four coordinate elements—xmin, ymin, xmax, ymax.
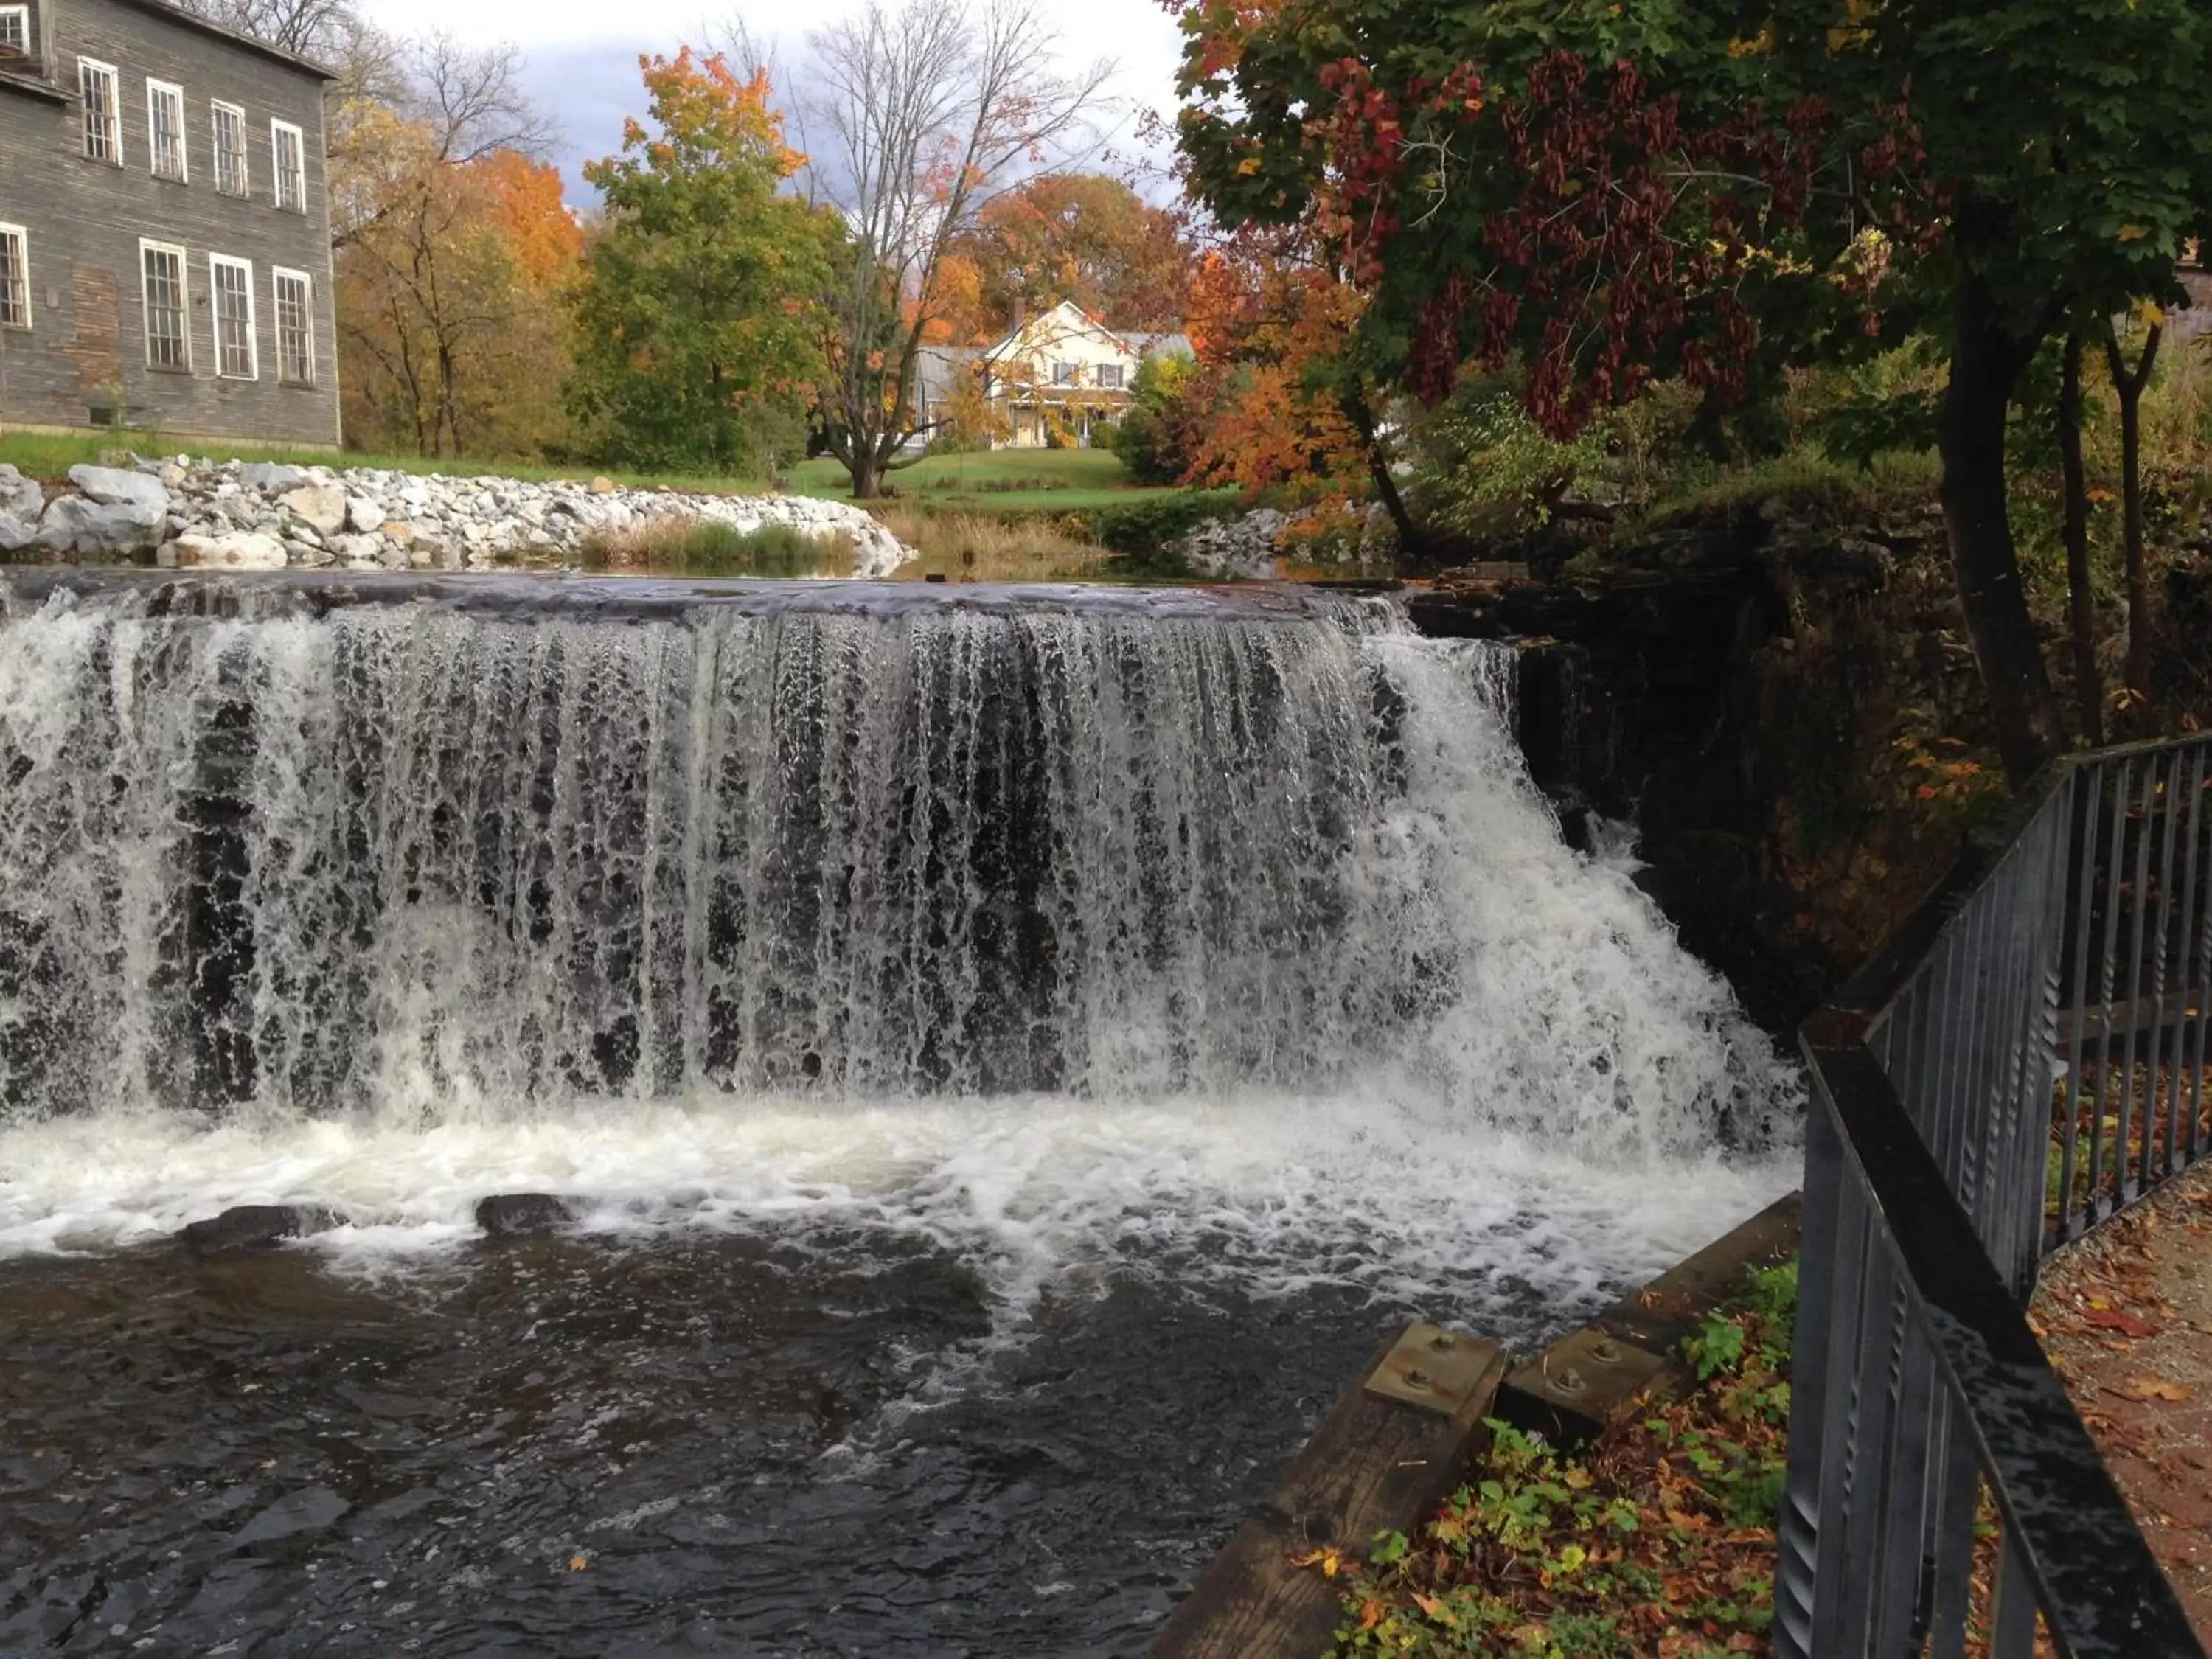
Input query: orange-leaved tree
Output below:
<box><xmin>335</xmin><ymin>101</ymin><xmax>582</xmax><ymax>457</ymax></box>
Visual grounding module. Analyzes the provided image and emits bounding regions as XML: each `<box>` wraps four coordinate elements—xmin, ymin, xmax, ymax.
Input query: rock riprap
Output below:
<box><xmin>0</xmin><ymin>456</ymin><xmax>911</xmax><ymax>578</ymax></box>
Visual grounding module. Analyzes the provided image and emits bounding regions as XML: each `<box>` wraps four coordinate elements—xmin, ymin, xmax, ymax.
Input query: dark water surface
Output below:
<box><xmin>0</xmin><ymin>1230</ymin><xmax>1571</xmax><ymax>1658</ymax></box>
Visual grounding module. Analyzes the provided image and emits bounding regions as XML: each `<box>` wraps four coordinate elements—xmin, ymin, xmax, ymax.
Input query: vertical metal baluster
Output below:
<box><xmin>1921</xmin><ymin>1389</ymin><xmax>1982</xmax><ymax>1658</ymax></box>
<box><xmin>2024</xmin><ymin>801</ymin><xmax>2071</xmax><ymax>1290</ymax></box>
<box><xmin>1775</xmin><ymin>1096</ymin><xmax>1846</xmax><ymax>1659</ymax></box>
<box><xmin>1962</xmin><ymin>888</ymin><xmax>2008</xmax><ymax>1250</ymax></box>
<box><xmin>2117</xmin><ymin>755</ymin><xmax>2159</xmax><ymax>1209</ymax></box>
<box><xmin>2060</xmin><ymin>762</ymin><xmax>2107</xmax><ymax>1245</ymax></box>
<box><xmin>1868</xmin><ymin>1312</ymin><xmax>1939</xmax><ymax>1658</ymax></box>
<box><xmin>1988</xmin><ymin>1528</ymin><xmax>2043</xmax><ymax>1659</ymax></box>
<box><xmin>2089</xmin><ymin>755</ymin><xmax>2134</xmax><ymax>1223</ymax></box>
<box><xmin>1805</xmin><ymin>1167</ymin><xmax>1878</xmax><ymax>1654</ymax></box>
<box><xmin>2149</xmin><ymin>749</ymin><xmax>2184</xmax><ymax>1184</ymax></box>
<box><xmin>2182</xmin><ymin>744</ymin><xmax>2212</xmax><ymax>1167</ymax></box>
<box><xmin>1832</xmin><ymin>1242</ymin><xmax>1905</xmax><ymax>1646</ymax></box>
<box><xmin>1995</xmin><ymin>841</ymin><xmax>2048</xmax><ymax>1289</ymax></box>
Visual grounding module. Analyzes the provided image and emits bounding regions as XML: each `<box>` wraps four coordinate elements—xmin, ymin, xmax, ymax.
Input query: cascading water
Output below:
<box><xmin>0</xmin><ymin>572</ymin><xmax>1798</xmax><ymax>1656</ymax></box>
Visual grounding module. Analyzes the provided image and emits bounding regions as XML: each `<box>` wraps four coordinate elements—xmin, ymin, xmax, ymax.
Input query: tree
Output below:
<box><xmin>1113</xmin><ymin>347</ymin><xmax>1197</xmax><ymax>484</ymax></box>
<box><xmin>802</xmin><ymin>0</ymin><xmax>1110</xmax><ymax>498</ymax></box>
<box><xmin>335</xmin><ymin>107</ymin><xmax>582</xmax><ymax>456</ymax></box>
<box><xmin>172</xmin><ymin>0</ymin><xmax>354</xmax><ymax>57</ymax></box>
<box><xmin>568</xmin><ymin>50</ymin><xmax>844</xmax><ymax>475</ymax></box>
<box><xmin>942</xmin><ymin>173</ymin><xmax>1193</xmax><ymax>337</ymax></box>
<box><xmin>1175</xmin><ymin>0</ymin><xmax>2212</xmax><ymax>783</ymax></box>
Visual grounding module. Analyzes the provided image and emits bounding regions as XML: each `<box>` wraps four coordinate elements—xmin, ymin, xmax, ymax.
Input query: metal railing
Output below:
<box><xmin>1777</xmin><ymin>734</ymin><xmax>2212</xmax><ymax>1659</ymax></box>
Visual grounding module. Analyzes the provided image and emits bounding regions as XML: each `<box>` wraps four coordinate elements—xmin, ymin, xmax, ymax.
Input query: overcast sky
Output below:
<box><xmin>360</xmin><ymin>0</ymin><xmax>1188</xmax><ymax>201</ymax></box>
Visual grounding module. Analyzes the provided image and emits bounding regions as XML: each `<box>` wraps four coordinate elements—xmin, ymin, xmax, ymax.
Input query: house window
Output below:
<box><xmin>1096</xmin><ymin>364</ymin><xmax>1125</xmax><ymax>391</ymax></box>
<box><xmin>272</xmin><ymin>266</ymin><xmax>314</xmax><ymax>384</ymax></box>
<box><xmin>140</xmin><ymin>240</ymin><xmax>189</xmax><ymax>371</ymax></box>
<box><xmin>0</xmin><ymin>225</ymin><xmax>29</xmax><ymax>330</ymax></box>
<box><xmin>210</xmin><ymin>254</ymin><xmax>256</xmax><ymax>379</ymax></box>
<box><xmin>1051</xmin><ymin>361</ymin><xmax>1078</xmax><ymax>386</ymax></box>
<box><xmin>271</xmin><ymin>120</ymin><xmax>306</xmax><ymax>212</ymax></box>
<box><xmin>213</xmin><ymin>101</ymin><xmax>249</xmax><ymax>196</ymax></box>
<box><xmin>80</xmin><ymin>59</ymin><xmax>122</xmax><ymax>164</ymax></box>
<box><xmin>148</xmin><ymin>80</ymin><xmax>188</xmax><ymax>182</ymax></box>
<box><xmin>0</xmin><ymin>7</ymin><xmax>30</xmax><ymax>56</ymax></box>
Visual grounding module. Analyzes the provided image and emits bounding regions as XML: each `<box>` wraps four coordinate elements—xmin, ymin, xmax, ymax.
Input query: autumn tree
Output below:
<box><xmin>336</xmin><ymin>106</ymin><xmax>582</xmax><ymax>456</ymax></box>
<box><xmin>569</xmin><ymin>51</ymin><xmax>845</xmax><ymax>475</ymax></box>
<box><xmin>801</xmin><ymin>0</ymin><xmax>1110</xmax><ymax>498</ymax></box>
<box><xmin>939</xmin><ymin>173</ymin><xmax>1193</xmax><ymax>340</ymax></box>
<box><xmin>1176</xmin><ymin>0</ymin><xmax>2212</xmax><ymax>783</ymax></box>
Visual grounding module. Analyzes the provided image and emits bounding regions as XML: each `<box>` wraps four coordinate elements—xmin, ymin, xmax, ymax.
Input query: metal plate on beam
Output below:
<box><xmin>1364</xmin><ymin>1324</ymin><xmax>1501</xmax><ymax>1416</ymax></box>
<box><xmin>1508</xmin><ymin>1326</ymin><xmax>1669</xmax><ymax>1419</ymax></box>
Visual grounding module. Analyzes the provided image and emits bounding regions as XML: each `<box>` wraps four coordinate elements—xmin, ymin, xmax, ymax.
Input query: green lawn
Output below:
<box><xmin>0</xmin><ymin>430</ymin><xmax>768</xmax><ymax>497</ymax></box>
<box><xmin>788</xmin><ymin>448</ymin><xmax>1196</xmax><ymax>514</ymax></box>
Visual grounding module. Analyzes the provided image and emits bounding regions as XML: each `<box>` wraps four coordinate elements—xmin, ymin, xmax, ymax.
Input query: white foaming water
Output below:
<box><xmin>0</xmin><ymin>577</ymin><xmax>1798</xmax><ymax>1314</ymax></box>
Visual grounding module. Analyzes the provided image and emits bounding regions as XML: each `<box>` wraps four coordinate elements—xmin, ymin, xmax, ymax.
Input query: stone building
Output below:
<box><xmin>0</xmin><ymin>0</ymin><xmax>340</xmax><ymax>448</ymax></box>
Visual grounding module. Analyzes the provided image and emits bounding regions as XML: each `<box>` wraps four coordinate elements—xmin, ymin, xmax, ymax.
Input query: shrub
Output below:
<box><xmin>1087</xmin><ymin>492</ymin><xmax>1230</xmax><ymax>556</ymax></box>
<box><xmin>1113</xmin><ymin>352</ymin><xmax>1200</xmax><ymax>484</ymax></box>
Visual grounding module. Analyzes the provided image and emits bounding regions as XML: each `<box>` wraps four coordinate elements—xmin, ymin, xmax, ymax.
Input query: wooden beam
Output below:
<box><xmin>1147</xmin><ymin>1329</ymin><xmax>1507</xmax><ymax>1659</ymax></box>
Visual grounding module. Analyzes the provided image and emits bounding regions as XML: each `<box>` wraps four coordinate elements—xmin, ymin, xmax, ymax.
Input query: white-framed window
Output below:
<box><xmin>271</xmin><ymin>119</ymin><xmax>305</xmax><ymax>212</ymax></box>
<box><xmin>1096</xmin><ymin>364</ymin><xmax>1125</xmax><ymax>391</ymax></box>
<box><xmin>209</xmin><ymin>254</ymin><xmax>256</xmax><ymax>379</ymax></box>
<box><xmin>272</xmin><ymin>266</ymin><xmax>315</xmax><ymax>385</ymax></box>
<box><xmin>0</xmin><ymin>7</ymin><xmax>31</xmax><ymax>56</ymax></box>
<box><xmin>80</xmin><ymin>59</ymin><xmax>122</xmax><ymax>164</ymax></box>
<box><xmin>1051</xmin><ymin>361</ymin><xmax>1078</xmax><ymax>386</ymax></box>
<box><xmin>0</xmin><ymin>224</ymin><xmax>29</xmax><ymax>330</ymax></box>
<box><xmin>147</xmin><ymin>79</ymin><xmax>188</xmax><ymax>182</ymax></box>
<box><xmin>139</xmin><ymin>239</ymin><xmax>189</xmax><ymax>371</ymax></box>
<box><xmin>212</xmin><ymin>100</ymin><xmax>249</xmax><ymax>197</ymax></box>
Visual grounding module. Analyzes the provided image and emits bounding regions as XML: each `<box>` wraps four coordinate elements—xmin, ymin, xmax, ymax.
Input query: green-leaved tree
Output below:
<box><xmin>570</xmin><ymin>50</ymin><xmax>846</xmax><ymax>476</ymax></box>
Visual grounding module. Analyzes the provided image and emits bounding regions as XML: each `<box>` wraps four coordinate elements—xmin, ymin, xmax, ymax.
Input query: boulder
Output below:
<box><xmin>0</xmin><ymin>465</ymin><xmax>44</xmax><ymax>552</ymax></box>
<box><xmin>475</xmin><ymin>1193</ymin><xmax>577</xmax><ymax>1237</ymax></box>
<box><xmin>182</xmin><ymin>1203</ymin><xmax>345</xmax><ymax>1255</ymax></box>
<box><xmin>345</xmin><ymin>495</ymin><xmax>386</xmax><ymax>535</ymax></box>
<box><xmin>39</xmin><ymin>495</ymin><xmax>164</xmax><ymax>554</ymax></box>
<box><xmin>68</xmin><ymin>463</ymin><xmax>170</xmax><ymax>514</ymax></box>
<box><xmin>237</xmin><ymin>462</ymin><xmax>307</xmax><ymax>494</ymax></box>
<box><xmin>278</xmin><ymin>481</ymin><xmax>347</xmax><ymax>537</ymax></box>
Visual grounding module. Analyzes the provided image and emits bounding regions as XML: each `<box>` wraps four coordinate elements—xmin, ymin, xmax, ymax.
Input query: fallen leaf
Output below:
<box><xmin>2086</xmin><ymin>1309</ymin><xmax>2162</xmax><ymax>1339</ymax></box>
<box><xmin>2117</xmin><ymin>1377</ymin><xmax>2194</xmax><ymax>1403</ymax></box>
<box><xmin>1290</xmin><ymin>1548</ymin><xmax>1342</xmax><ymax>1579</ymax></box>
<box><xmin>569</xmin><ymin>1556</ymin><xmax>588</xmax><ymax>1571</ymax></box>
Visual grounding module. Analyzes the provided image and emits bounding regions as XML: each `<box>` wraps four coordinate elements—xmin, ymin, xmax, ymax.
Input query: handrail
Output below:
<box><xmin>1776</xmin><ymin>732</ymin><xmax>2212</xmax><ymax>1658</ymax></box>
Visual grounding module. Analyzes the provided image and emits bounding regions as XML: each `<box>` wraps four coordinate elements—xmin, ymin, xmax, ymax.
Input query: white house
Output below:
<box><xmin>916</xmin><ymin>302</ymin><xmax>1192</xmax><ymax>450</ymax></box>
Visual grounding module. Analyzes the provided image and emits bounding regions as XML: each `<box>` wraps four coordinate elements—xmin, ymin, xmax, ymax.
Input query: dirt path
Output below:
<box><xmin>2031</xmin><ymin>1158</ymin><xmax>2212</xmax><ymax>1641</ymax></box>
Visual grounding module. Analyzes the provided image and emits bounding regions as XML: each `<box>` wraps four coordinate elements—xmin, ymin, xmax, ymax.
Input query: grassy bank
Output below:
<box><xmin>0</xmin><ymin>430</ymin><xmax>769</xmax><ymax>498</ymax></box>
<box><xmin>788</xmin><ymin>448</ymin><xmax>1236</xmax><ymax>517</ymax></box>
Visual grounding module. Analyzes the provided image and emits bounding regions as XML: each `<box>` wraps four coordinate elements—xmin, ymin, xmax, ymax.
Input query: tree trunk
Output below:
<box><xmin>2058</xmin><ymin>335</ymin><xmax>2104</xmax><ymax>746</ymax></box>
<box><xmin>1340</xmin><ymin>389</ymin><xmax>1423</xmax><ymax>560</ymax></box>
<box><xmin>1938</xmin><ymin>277</ymin><xmax>2063</xmax><ymax>787</ymax></box>
<box><xmin>2102</xmin><ymin>321</ymin><xmax>2163</xmax><ymax>720</ymax></box>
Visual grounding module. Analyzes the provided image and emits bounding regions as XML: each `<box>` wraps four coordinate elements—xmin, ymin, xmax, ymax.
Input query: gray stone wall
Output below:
<box><xmin>0</xmin><ymin>0</ymin><xmax>340</xmax><ymax>447</ymax></box>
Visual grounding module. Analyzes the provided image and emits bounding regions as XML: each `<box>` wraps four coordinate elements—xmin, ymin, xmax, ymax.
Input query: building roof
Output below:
<box><xmin>1123</xmin><ymin>331</ymin><xmax>1194</xmax><ymax>361</ymax></box>
<box><xmin>119</xmin><ymin>1</ymin><xmax>340</xmax><ymax>81</ymax></box>
<box><xmin>914</xmin><ymin>344</ymin><xmax>979</xmax><ymax>409</ymax></box>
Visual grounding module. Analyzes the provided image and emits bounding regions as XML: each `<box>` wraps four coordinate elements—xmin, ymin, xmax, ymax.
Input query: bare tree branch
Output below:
<box><xmin>797</xmin><ymin>0</ymin><xmax>1113</xmax><ymax>494</ymax></box>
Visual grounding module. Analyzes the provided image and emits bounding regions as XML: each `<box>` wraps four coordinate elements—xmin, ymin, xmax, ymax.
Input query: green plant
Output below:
<box><xmin>1087</xmin><ymin>491</ymin><xmax>1228</xmax><ymax>557</ymax></box>
<box><xmin>582</xmin><ymin>517</ymin><xmax>849</xmax><ymax>577</ymax></box>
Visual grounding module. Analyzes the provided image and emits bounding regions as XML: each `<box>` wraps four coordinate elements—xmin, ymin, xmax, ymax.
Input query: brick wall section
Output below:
<box><xmin>0</xmin><ymin>0</ymin><xmax>340</xmax><ymax>448</ymax></box>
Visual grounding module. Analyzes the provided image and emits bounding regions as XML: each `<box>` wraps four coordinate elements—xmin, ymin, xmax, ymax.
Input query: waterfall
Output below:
<box><xmin>0</xmin><ymin>574</ymin><xmax>1796</xmax><ymax>1284</ymax></box>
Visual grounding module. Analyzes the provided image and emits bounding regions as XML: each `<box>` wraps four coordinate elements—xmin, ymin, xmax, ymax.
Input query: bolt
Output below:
<box><xmin>1591</xmin><ymin>1339</ymin><xmax>1621</xmax><ymax>1365</ymax></box>
<box><xmin>1403</xmin><ymin>1368</ymin><xmax>1433</xmax><ymax>1391</ymax></box>
<box><xmin>1430</xmin><ymin>1332</ymin><xmax>1457</xmax><ymax>1353</ymax></box>
<box><xmin>1552</xmin><ymin>1367</ymin><xmax>1587</xmax><ymax>1397</ymax></box>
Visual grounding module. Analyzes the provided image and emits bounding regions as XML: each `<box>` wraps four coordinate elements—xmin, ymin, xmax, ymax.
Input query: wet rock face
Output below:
<box><xmin>475</xmin><ymin>1194</ymin><xmax>577</xmax><ymax>1237</ymax></box>
<box><xmin>12</xmin><ymin>455</ymin><xmax>914</xmax><ymax>578</ymax></box>
<box><xmin>181</xmin><ymin>1205</ymin><xmax>347</xmax><ymax>1255</ymax></box>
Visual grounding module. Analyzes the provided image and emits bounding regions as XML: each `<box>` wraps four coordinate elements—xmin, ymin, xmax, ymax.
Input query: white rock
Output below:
<box><xmin>345</xmin><ymin>496</ymin><xmax>386</xmax><ymax>535</ymax></box>
<box><xmin>279</xmin><ymin>482</ymin><xmax>348</xmax><ymax>537</ymax></box>
<box><xmin>68</xmin><ymin>464</ymin><xmax>171</xmax><ymax>515</ymax></box>
<box><xmin>172</xmin><ymin>531</ymin><xmax>288</xmax><ymax>569</ymax></box>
